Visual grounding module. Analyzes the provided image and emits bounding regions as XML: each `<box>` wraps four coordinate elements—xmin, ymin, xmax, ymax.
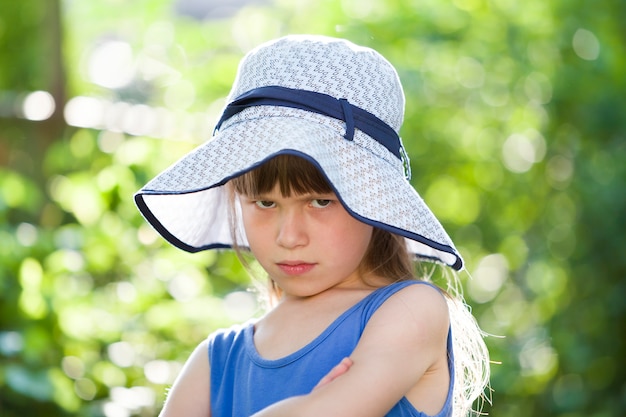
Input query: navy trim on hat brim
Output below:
<box><xmin>135</xmin><ymin>191</ymin><xmax>221</xmax><ymax>253</ymax></box>
<box><xmin>135</xmin><ymin>149</ymin><xmax>463</xmax><ymax>271</ymax></box>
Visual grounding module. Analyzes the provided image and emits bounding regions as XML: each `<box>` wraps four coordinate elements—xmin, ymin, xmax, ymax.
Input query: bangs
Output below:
<box><xmin>230</xmin><ymin>154</ymin><xmax>332</xmax><ymax>197</ymax></box>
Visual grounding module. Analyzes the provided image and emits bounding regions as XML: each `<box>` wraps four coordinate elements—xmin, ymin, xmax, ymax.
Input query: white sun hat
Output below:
<box><xmin>134</xmin><ymin>34</ymin><xmax>464</xmax><ymax>270</ymax></box>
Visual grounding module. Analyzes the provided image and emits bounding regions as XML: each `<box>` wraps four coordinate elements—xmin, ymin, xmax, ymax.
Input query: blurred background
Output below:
<box><xmin>1</xmin><ymin>0</ymin><xmax>624</xmax><ymax>416</ymax></box>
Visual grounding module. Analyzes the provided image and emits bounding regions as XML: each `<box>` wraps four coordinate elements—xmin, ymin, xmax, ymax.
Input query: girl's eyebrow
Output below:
<box><xmin>293</xmin><ymin>192</ymin><xmax>335</xmax><ymax>199</ymax></box>
<box><xmin>254</xmin><ymin>192</ymin><xmax>335</xmax><ymax>201</ymax></box>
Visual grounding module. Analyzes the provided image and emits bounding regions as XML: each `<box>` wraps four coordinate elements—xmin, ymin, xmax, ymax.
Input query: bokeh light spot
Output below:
<box><xmin>108</xmin><ymin>342</ymin><xmax>135</xmax><ymax>368</ymax></box>
<box><xmin>22</xmin><ymin>91</ymin><xmax>55</xmax><ymax>121</ymax></box>
<box><xmin>545</xmin><ymin>155</ymin><xmax>574</xmax><ymax>189</ymax></box>
<box><xmin>468</xmin><ymin>254</ymin><xmax>509</xmax><ymax>303</ymax></box>
<box><xmin>64</xmin><ymin>96</ymin><xmax>106</xmax><ymax>128</ymax></box>
<box><xmin>74</xmin><ymin>378</ymin><xmax>97</xmax><ymax>400</ymax></box>
<box><xmin>116</xmin><ymin>282</ymin><xmax>137</xmax><ymax>303</ymax></box>
<box><xmin>143</xmin><ymin>360</ymin><xmax>172</xmax><ymax>384</ymax></box>
<box><xmin>109</xmin><ymin>386</ymin><xmax>156</xmax><ymax>412</ymax></box>
<box><xmin>168</xmin><ymin>272</ymin><xmax>202</xmax><ymax>302</ymax></box>
<box><xmin>88</xmin><ymin>41</ymin><xmax>135</xmax><ymax>89</ymax></box>
<box><xmin>137</xmin><ymin>224</ymin><xmax>159</xmax><ymax>245</ymax></box>
<box><xmin>519</xmin><ymin>338</ymin><xmax>558</xmax><ymax>378</ymax></box>
<box><xmin>16</xmin><ymin>223</ymin><xmax>38</xmax><ymax>247</ymax></box>
<box><xmin>502</xmin><ymin>130</ymin><xmax>546</xmax><ymax>173</ymax></box>
<box><xmin>524</xmin><ymin>72</ymin><xmax>552</xmax><ymax>104</ymax></box>
<box><xmin>98</xmin><ymin>130</ymin><xmax>125</xmax><ymax>154</ymax></box>
<box><xmin>0</xmin><ymin>331</ymin><xmax>24</xmax><ymax>355</ymax></box>
<box><xmin>572</xmin><ymin>28</ymin><xmax>600</xmax><ymax>61</ymax></box>
<box><xmin>223</xmin><ymin>291</ymin><xmax>258</xmax><ymax>321</ymax></box>
<box><xmin>62</xmin><ymin>356</ymin><xmax>85</xmax><ymax>379</ymax></box>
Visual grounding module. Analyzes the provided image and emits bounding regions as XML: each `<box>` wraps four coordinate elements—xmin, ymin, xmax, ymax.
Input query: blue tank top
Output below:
<box><xmin>208</xmin><ymin>280</ymin><xmax>454</xmax><ymax>417</ymax></box>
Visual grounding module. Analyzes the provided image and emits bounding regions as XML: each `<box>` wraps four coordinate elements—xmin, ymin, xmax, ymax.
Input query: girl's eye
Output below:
<box><xmin>256</xmin><ymin>200</ymin><xmax>276</xmax><ymax>208</ymax></box>
<box><xmin>311</xmin><ymin>199</ymin><xmax>332</xmax><ymax>208</ymax></box>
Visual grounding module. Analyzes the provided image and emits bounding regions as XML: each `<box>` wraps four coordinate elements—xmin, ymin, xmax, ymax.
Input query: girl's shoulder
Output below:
<box><xmin>381</xmin><ymin>280</ymin><xmax>448</xmax><ymax>314</ymax></box>
<box><xmin>359</xmin><ymin>280</ymin><xmax>451</xmax><ymax>347</ymax></box>
<box><xmin>365</xmin><ymin>280</ymin><xmax>448</xmax><ymax>315</ymax></box>
<box><xmin>364</xmin><ymin>280</ymin><xmax>451</xmax><ymax>343</ymax></box>
<box><xmin>207</xmin><ymin>319</ymin><xmax>257</xmax><ymax>352</ymax></box>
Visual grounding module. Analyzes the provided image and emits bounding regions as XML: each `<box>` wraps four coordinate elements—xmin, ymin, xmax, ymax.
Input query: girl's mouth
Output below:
<box><xmin>276</xmin><ymin>262</ymin><xmax>316</xmax><ymax>275</ymax></box>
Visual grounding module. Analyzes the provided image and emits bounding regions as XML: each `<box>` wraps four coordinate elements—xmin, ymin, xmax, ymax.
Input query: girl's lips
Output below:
<box><xmin>276</xmin><ymin>262</ymin><xmax>316</xmax><ymax>275</ymax></box>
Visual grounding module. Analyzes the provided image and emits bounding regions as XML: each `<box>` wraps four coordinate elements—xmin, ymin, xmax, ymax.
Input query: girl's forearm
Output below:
<box><xmin>250</xmin><ymin>395</ymin><xmax>310</xmax><ymax>417</ymax></box>
<box><xmin>250</xmin><ymin>358</ymin><xmax>353</xmax><ymax>417</ymax></box>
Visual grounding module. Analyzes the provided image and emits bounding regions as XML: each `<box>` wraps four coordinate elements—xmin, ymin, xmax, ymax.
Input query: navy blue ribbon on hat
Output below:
<box><xmin>214</xmin><ymin>86</ymin><xmax>410</xmax><ymax>177</ymax></box>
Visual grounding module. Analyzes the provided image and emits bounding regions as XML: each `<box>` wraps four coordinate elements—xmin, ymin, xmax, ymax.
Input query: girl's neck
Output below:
<box><xmin>271</xmin><ymin>271</ymin><xmax>393</xmax><ymax>305</ymax></box>
<box><xmin>254</xmin><ymin>285</ymin><xmax>377</xmax><ymax>360</ymax></box>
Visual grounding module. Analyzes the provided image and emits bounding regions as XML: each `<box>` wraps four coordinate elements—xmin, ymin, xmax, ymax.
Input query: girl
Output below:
<box><xmin>135</xmin><ymin>35</ymin><xmax>490</xmax><ymax>417</ymax></box>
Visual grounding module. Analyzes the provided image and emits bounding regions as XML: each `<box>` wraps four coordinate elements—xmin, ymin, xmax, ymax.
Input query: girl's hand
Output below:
<box><xmin>314</xmin><ymin>357</ymin><xmax>353</xmax><ymax>389</ymax></box>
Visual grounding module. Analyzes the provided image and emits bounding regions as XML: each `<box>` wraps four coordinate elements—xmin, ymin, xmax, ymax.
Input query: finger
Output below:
<box><xmin>314</xmin><ymin>357</ymin><xmax>353</xmax><ymax>389</ymax></box>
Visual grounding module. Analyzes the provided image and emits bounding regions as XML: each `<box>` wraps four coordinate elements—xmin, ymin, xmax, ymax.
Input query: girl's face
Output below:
<box><xmin>239</xmin><ymin>184</ymin><xmax>374</xmax><ymax>298</ymax></box>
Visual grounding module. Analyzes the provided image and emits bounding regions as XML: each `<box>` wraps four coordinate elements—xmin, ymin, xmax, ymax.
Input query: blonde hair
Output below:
<box><xmin>228</xmin><ymin>154</ymin><xmax>491</xmax><ymax>416</ymax></box>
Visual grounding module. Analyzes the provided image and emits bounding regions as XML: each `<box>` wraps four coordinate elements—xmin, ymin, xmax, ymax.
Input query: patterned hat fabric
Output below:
<box><xmin>135</xmin><ymin>35</ymin><xmax>464</xmax><ymax>270</ymax></box>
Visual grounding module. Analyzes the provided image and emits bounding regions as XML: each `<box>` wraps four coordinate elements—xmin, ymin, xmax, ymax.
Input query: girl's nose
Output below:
<box><xmin>276</xmin><ymin>210</ymin><xmax>308</xmax><ymax>249</ymax></box>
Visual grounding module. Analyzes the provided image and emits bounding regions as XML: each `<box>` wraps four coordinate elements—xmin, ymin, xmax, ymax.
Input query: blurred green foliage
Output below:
<box><xmin>1</xmin><ymin>0</ymin><xmax>624</xmax><ymax>416</ymax></box>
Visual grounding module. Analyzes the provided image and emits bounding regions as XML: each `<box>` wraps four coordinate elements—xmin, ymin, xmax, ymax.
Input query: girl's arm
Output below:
<box><xmin>158</xmin><ymin>335</ymin><xmax>353</xmax><ymax>417</ymax></box>
<box><xmin>251</xmin><ymin>283</ymin><xmax>450</xmax><ymax>417</ymax></box>
<box><xmin>158</xmin><ymin>338</ymin><xmax>211</xmax><ymax>417</ymax></box>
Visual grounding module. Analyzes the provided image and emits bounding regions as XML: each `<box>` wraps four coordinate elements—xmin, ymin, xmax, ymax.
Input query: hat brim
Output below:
<box><xmin>135</xmin><ymin>115</ymin><xmax>463</xmax><ymax>270</ymax></box>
